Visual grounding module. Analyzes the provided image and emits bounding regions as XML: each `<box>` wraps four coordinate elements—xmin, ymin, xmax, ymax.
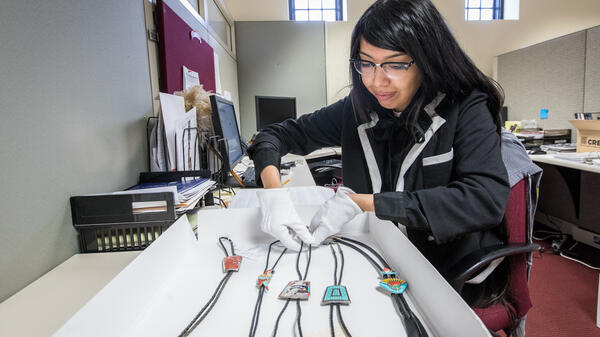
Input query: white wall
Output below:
<box><xmin>235</xmin><ymin>21</ymin><xmax>327</xmax><ymax>139</ymax></box>
<box><xmin>221</xmin><ymin>0</ymin><xmax>289</xmax><ymax>21</ymax></box>
<box><xmin>224</xmin><ymin>0</ymin><xmax>600</xmax><ymax>104</ymax></box>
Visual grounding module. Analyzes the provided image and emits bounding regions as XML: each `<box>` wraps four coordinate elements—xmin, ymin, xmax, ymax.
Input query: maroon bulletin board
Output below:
<box><xmin>156</xmin><ymin>0</ymin><xmax>216</xmax><ymax>94</ymax></box>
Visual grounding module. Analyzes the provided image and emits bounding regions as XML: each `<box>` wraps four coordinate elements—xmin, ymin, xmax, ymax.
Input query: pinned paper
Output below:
<box><xmin>183</xmin><ymin>65</ymin><xmax>200</xmax><ymax>90</ymax></box>
<box><xmin>540</xmin><ymin>109</ymin><xmax>549</xmax><ymax>119</ymax></box>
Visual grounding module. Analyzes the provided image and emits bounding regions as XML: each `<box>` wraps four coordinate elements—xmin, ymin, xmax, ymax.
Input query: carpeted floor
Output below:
<box><xmin>524</xmin><ymin>239</ymin><xmax>600</xmax><ymax>336</ymax></box>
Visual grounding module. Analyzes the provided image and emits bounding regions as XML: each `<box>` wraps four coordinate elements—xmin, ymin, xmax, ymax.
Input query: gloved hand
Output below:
<box><xmin>257</xmin><ymin>188</ymin><xmax>314</xmax><ymax>251</ymax></box>
<box><xmin>310</xmin><ymin>186</ymin><xmax>362</xmax><ymax>245</ymax></box>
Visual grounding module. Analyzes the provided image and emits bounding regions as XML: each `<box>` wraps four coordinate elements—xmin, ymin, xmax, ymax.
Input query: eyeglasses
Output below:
<box><xmin>350</xmin><ymin>59</ymin><xmax>415</xmax><ymax>79</ymax></box>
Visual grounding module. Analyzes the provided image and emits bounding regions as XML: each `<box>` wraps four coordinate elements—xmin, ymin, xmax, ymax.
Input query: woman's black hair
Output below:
<box><xmin>349</xmin><ymin>0</ymin><xmax>504</xmax><ymax>137</ymax></box>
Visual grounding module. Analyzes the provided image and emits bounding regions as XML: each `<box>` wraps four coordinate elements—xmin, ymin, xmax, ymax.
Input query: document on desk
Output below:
<box><xmin>149</xmin><ymin>115</ymin><xmax>167</xmax><ymax>172</ymax></box>
<box><xmin>159</xmin><ymin>93</ymin><xmax>187</xmax><ymax>171</ymax></box>
<box><xmin>175</xmin><ymin>108</ymin><xmax>200</xmax><ymax>173</ymax></box>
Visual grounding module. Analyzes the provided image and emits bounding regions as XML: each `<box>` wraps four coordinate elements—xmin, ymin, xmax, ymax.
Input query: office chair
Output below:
<box><xmin>447</xmin><ymin>179</ymin><xmax>541</xmax><ymax>336</ymax></box>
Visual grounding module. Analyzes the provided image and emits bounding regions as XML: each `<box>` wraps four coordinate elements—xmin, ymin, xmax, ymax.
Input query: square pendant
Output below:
<box><xmin>223</xmin><ymin>255</ymin><xmax>242</xmax><ymax>272</ymax></box>
<box><xmin>279</xmin><ymin>280</ymin><xmax>311</xmax><ymax>300</ymax></box>
<box><xmin>322</xmin><ymin>285</ymin><xmax>350</xmax><ymax>305</ymax></box>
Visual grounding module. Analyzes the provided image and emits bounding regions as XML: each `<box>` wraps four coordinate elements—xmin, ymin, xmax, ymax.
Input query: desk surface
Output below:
<box><xmin>0</xmin><ymin>252</ymin><xmax>140</xmax><ymax>337</ymax></box>
<box><xmin>529</xmin><ymin>154</ymin><xmax>600</xmax><ymax>174</ymax></box>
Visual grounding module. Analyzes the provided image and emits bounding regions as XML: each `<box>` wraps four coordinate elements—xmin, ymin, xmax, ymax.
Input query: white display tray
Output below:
<box><xmin>54</xmin><ymin>205</ymin><xmax>490</xmax><ymax>337</ymax></box>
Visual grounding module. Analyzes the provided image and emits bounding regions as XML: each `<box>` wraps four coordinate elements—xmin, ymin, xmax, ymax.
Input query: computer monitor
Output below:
<box><xmin>210</xmin><ymin>95</ymin><xmax>243</xmax><ymax>172</ymax></box>
<box><xmin>255</xmin><ymin>96</ymin><xmax>297</xmax><ymax>131</ymax></box>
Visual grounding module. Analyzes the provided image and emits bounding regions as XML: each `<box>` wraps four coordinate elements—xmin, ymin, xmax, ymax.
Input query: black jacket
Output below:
<box><xmin>248</xmin><ymin>91</ymin><xmax>510</xmax><ymax>277</ymax></box>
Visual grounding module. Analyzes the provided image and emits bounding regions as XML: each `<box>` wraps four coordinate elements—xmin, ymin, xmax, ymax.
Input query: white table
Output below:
<box><xmin>529</xmin><ymin>154</ymin><xmax>600</xmax><ymax>174</ymax></box>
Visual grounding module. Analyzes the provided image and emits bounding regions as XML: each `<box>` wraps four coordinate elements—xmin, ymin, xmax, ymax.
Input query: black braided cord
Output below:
<box><xmin>272</xmin><ymin>242</ymin><xmax>312</xmax><ymax>337</ymax></box>
<box><xmin>333</xmin><ymin>236</ymin><xmax>429</xmax><ymax>337</ymax></box>
<box><xmin>249</xmin><ymin>241</ymin><xmax>287</xmax><ymax>337</ymax></box>
<box><xmin>178</xmin><ymin>237</ymin><xmax>238</xmax><ymax>337</ymax></box>
<box><xmin>327</xmin><ymin>243</ymin><xmax>353</xmax><ymax>337</ymax></box>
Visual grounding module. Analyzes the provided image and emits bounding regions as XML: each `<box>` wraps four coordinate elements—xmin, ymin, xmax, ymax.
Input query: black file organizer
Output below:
<box><xmin>70</xmin><ymin>192</ymin><xmax>176</xmax><ymax>253</ymax></box>
<box><xmin>71</xmin><ymin>169</ymin><xmax>215</xmax><ymax>253</ymax></box>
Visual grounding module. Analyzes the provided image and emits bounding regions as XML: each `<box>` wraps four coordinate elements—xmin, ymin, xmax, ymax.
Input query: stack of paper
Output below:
<box><xmin>149</xmin><ymin>93</ymin><xmax>201</xmax><ymax>172</ymax></box>
<box><xmin>554</xmin><ymin>152</ymin><xmax>600</xmax><ymax>162</ymax></box>
<box><xmin>125</xmin><ymin>178</ymin><xmax>216</xmax><ymax>213</ymax></box>
<box><xmin>514</xmin><ymin>130</ymin><xmax>544</xmax><ymax>139</ymax></box>
<box><xmin>542</xmin><ymin>143</ymin><xmax>577</xmax><ymax>152</ymax></box>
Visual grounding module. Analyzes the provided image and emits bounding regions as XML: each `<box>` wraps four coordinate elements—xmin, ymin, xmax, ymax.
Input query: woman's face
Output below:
<box><xmin>359</xmin><ymin>38</ymin><xmax>422</xmax><ymax>111</ymax></box>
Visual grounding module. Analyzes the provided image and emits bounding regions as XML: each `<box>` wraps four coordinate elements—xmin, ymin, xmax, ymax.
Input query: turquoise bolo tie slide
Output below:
<box><xmin>322</xmin><ymin>285</ymin><xmax>351</xmax><ymax>305</ymax></box>
<box><xmin>379</xmin><ymin>278</ymin><xmax>408</xmax><ymax>294</ymax></box>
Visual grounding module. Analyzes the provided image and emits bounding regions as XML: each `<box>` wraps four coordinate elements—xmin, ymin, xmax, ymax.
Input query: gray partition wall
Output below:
<box><xmin>585</xmin><ymin>26</ymin><xmax>600</xmax><ymax>113</ymax></box>
<box><xmin>0</xmin><ymin>1</ymin><xmax>151</xmax><ymax>301</ymax></box>
<box><xmin>498</xmin><ymin>26</ymin><xmax>600</xmax><ymax>141</ymax></box>
<box><xmin>497</xmin><ymin>31</ymin><xmax>586</xmax><ymax>136</ymax></box>
<box><xmin>235</xmin><ymin>21</ymin><xmax>327</xmax><ymax>139</ymax></box>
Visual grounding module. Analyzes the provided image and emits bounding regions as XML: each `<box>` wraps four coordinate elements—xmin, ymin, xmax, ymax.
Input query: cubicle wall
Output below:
<box><xmin>235</xmin><ymin>21</ymin><xmax>327</xmax><ymax>139</ymax></box>
<box><xmin>497</xmin><ymin>31</ymin><xmax>586</xmax><ymax>137</ymax></box>
<box><xmin>0</xmin><ymin>1</ymin><xmax>151</xmax><ymax>301</ymax></box>
<box><xmin>585</xmin><ymin>26</ymin><xmax>600</xmax><ymax>113</ymax></box>
<box><xmin>497</xmin><ymin>25</ymin><xmax>600</xmax><ymax>141</ymax></box>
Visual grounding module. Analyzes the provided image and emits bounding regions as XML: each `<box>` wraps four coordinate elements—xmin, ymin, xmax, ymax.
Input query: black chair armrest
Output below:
<box><xmin>447</xmin><ymin>243</ymin><xmax>541</xmax><ymax>293</ymax></box>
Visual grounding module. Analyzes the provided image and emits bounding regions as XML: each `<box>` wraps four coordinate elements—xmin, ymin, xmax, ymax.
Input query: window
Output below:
<box><xmin>465</xmin><ymin>0</ymin><xmax>503</xmax><ymax>21</ymax></box>
<box><xmin>207</xmin><ymin>0</ymin><xmax>232</xmax><ymax>48</ymax></box>
<box><xmin>289</xmin><ymin>0</ymin><xmax>343</xmax><ymax>21</ymax></box>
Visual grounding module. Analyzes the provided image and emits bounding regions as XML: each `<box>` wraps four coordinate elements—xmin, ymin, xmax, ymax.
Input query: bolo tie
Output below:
<box><xmin>322</xmin><ymin>241</ymin><xmax>352</xmax><ymax>337</ymax></box>
<box><xmin>248</xmin><ymin>240</ymin><xmax>288</xmax><ymax>337</ymax></box>
<box><xmin>272</xmin><ymin>242</ymin><xmax>313</xmax><ymax>337</ymax></box>
<box><xmin>178</xmin><ymin>237</ymin><xmax>242</xmax><ymax>337</ymax></box>
<box><xmin>333</xmin><ymin>236</ymin><xmax>429</xmax><ymax>337</ymax></box>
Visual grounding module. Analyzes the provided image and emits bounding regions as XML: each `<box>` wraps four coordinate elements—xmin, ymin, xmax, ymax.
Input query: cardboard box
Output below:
<box><xmin>569</xmin><ymin>120</ymin><xmax>600</xmax><ymax>153</ymax></box>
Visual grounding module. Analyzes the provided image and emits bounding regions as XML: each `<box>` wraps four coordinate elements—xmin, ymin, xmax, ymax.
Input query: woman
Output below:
<box><xmin>249</xmin><ymin>0</ymin><xmax>510</xmax><ymax>306</ymax></box>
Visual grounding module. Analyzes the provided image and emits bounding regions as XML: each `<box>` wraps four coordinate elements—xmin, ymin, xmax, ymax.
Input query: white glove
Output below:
<box><xmin>310</xmin><ymin>186</ymin><xmax>362</xmax><ymax>245</ymax></box>
<box><xmin>257</xmin><ymin>189</ymin><xmax>314</xmax><ymax>251</ymax></box>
